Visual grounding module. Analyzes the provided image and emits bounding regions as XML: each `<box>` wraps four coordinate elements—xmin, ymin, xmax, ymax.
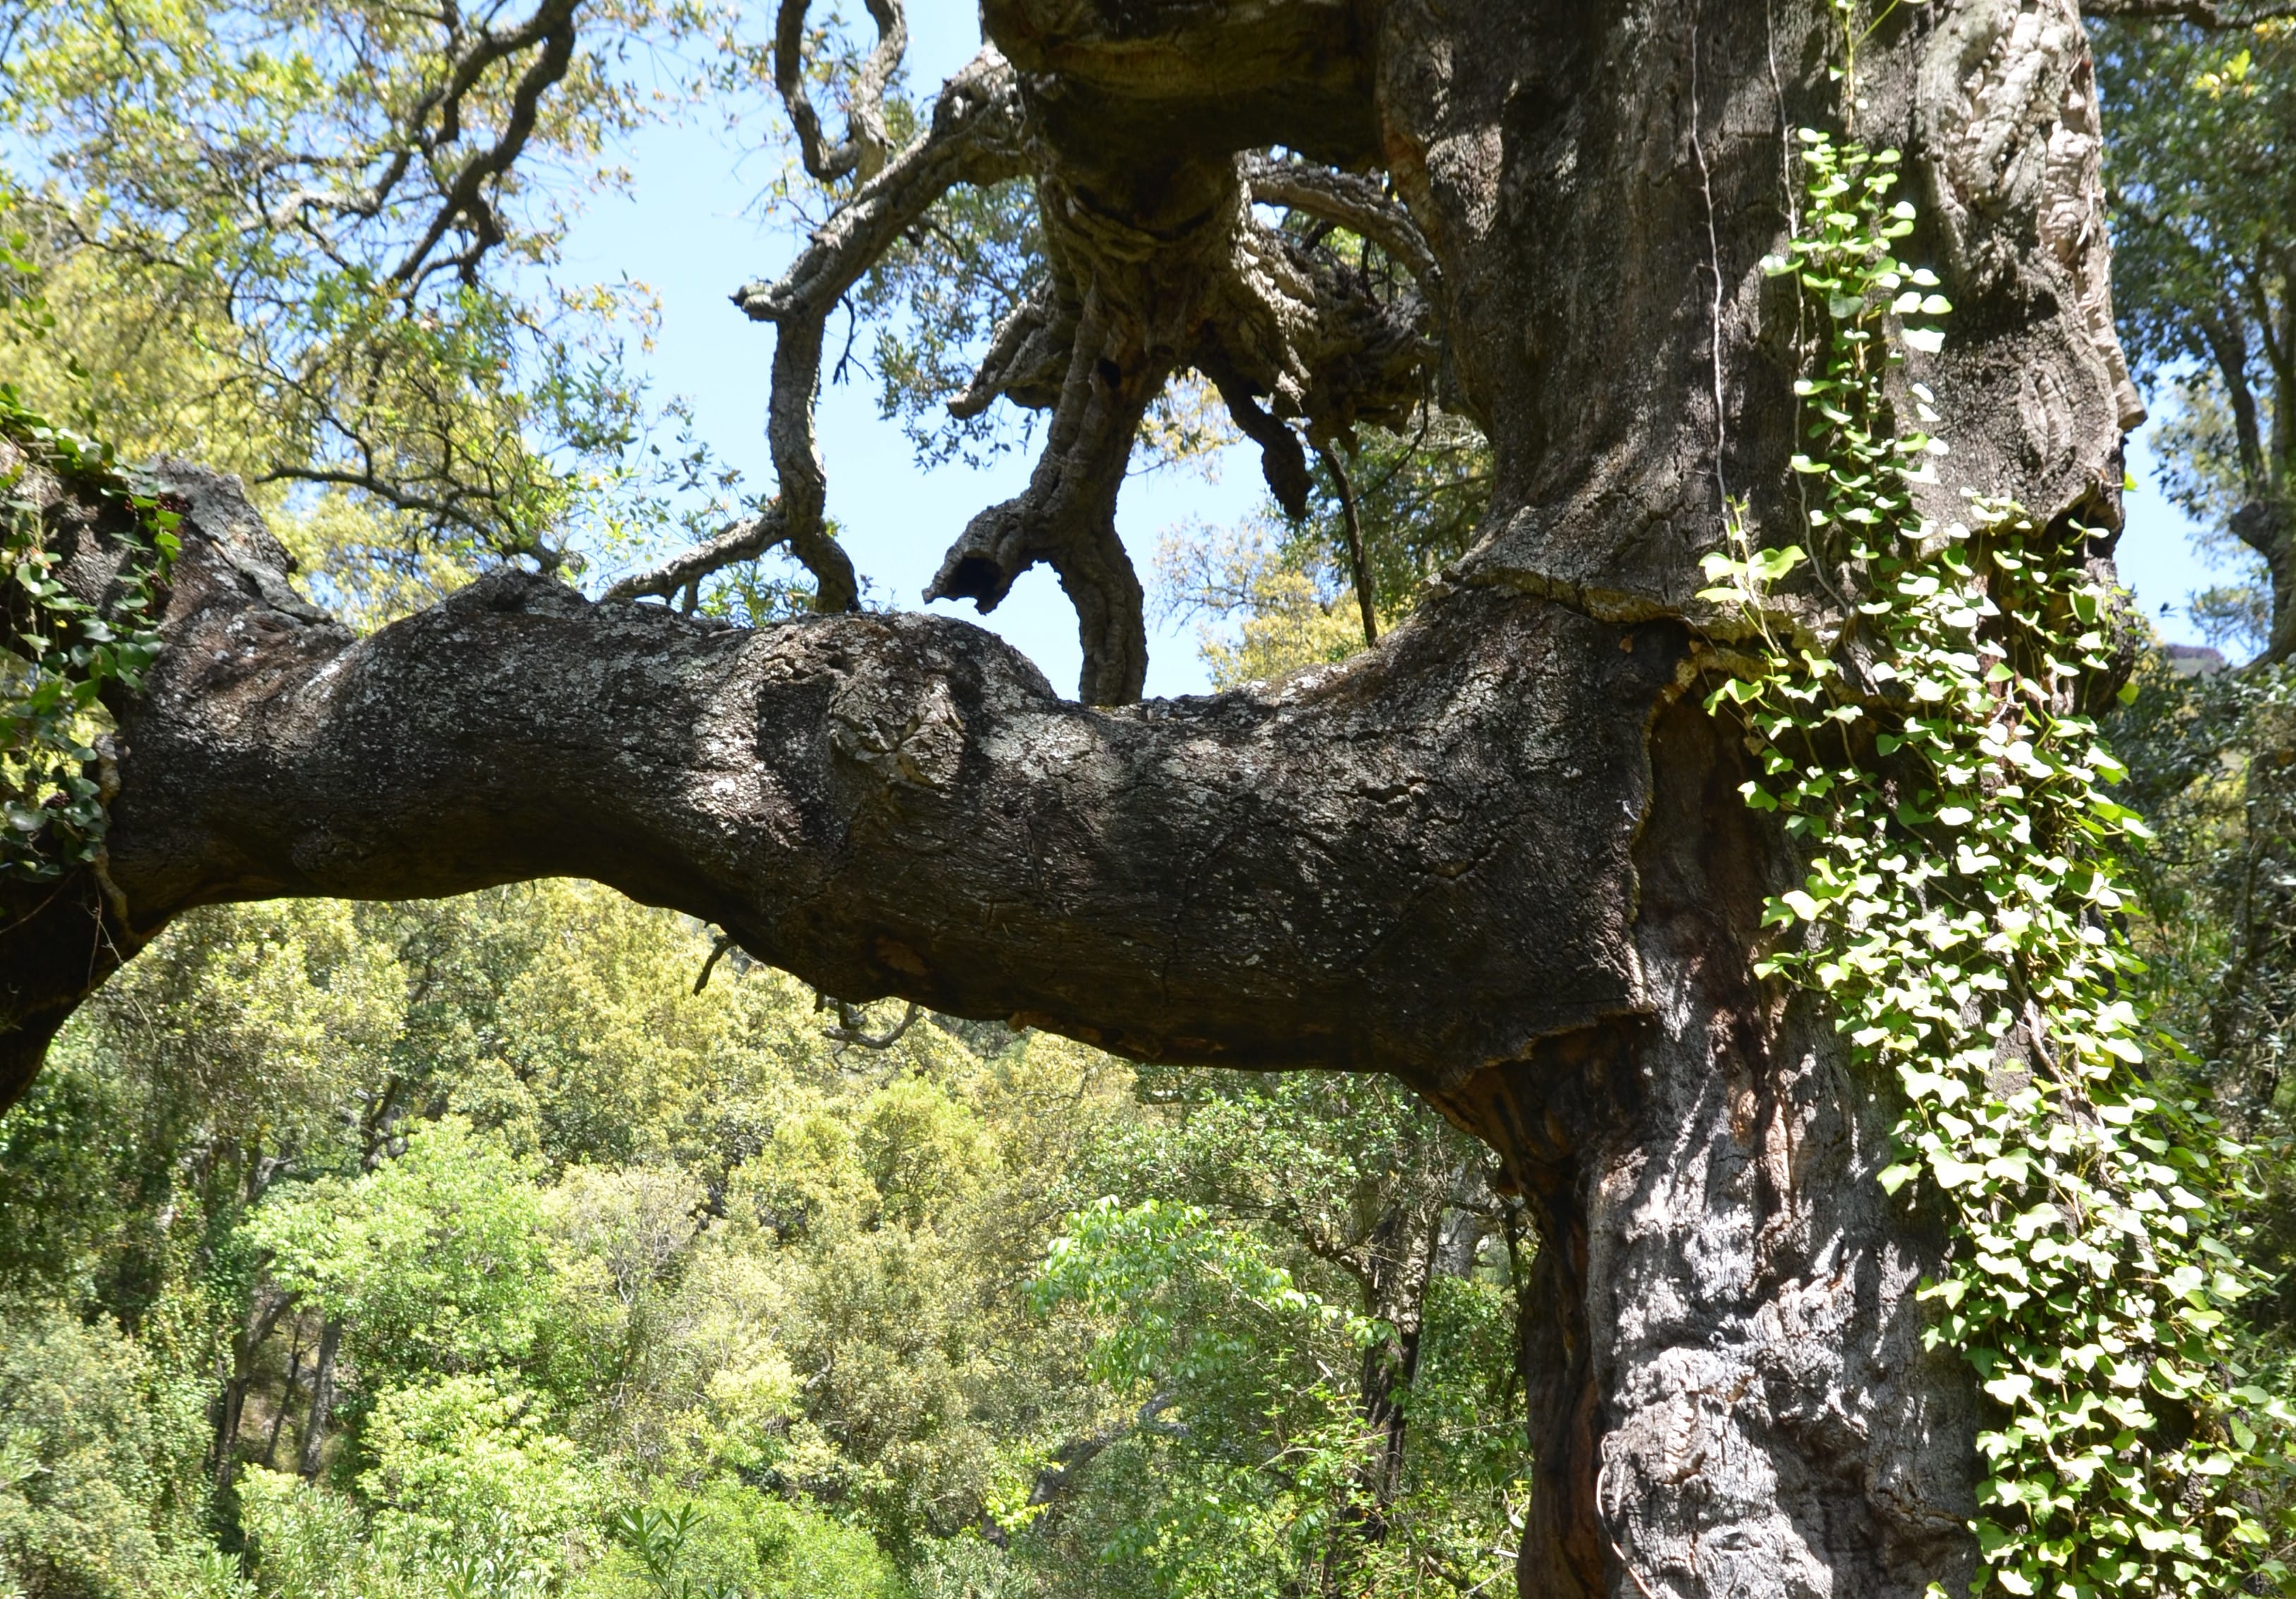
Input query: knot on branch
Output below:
<box><xmin>917</xmin><ymin>142</ymin><xmax>1438</xmax><ymax>703</ymax></box>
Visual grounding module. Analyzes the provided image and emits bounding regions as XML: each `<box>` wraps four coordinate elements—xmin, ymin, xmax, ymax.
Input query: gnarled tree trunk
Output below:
<box><xmin>0</xmin><ymin>2</ymin><xmax>2142</xmax><ymax>1593</ymax></box>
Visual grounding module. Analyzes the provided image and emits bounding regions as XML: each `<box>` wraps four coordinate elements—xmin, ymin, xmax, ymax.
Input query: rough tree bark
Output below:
<box><xmin>0</xmin><ymin>2</ymin><xmax>2144</xmax><ymax>1594</ymax></box>
<box><xmin>296</xmin><ymin>1317</ymin><xmax>343</xmax><ymax>1481</ymax></box>
<box><xmin>1349</xmin><ymin>1188</ymin><xmax>1447</xmax><ymax>1523</ymax></box>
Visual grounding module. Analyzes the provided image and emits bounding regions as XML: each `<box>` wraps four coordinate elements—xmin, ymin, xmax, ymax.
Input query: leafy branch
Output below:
<box><xmin>1</xmin><ymin>387</ymin><xmax>178</xmax><ymax>887</ymax></box>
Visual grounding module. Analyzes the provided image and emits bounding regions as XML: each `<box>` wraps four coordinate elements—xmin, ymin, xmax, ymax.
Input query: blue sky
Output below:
<box><xmin>2119</xmin><ymin>430</ymin><xmax>2228</xmax><ymax>654</ymax></box>
<box><xmin>557</xmin><ymin>10</ymin><xmax>1256</xmax><ymax>700</ymax></box>
<box><xmin>558</xmin><ymin>10</ymin><xmax>2227</xmax><ymax>700</ymax></box>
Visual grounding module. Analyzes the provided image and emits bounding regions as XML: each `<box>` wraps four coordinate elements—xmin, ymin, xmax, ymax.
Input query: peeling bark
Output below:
<box><xmin>1429</xmin><ymin>702</ymin><xmax>1974</xmax><ymax>1599</ymax></box>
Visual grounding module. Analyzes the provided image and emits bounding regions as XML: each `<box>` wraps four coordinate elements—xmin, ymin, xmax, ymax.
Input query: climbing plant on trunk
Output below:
<box><xmin>1706</xmin><ymin>126</ymin><xmax>2288</xmax><ymax>1598</ymax></box>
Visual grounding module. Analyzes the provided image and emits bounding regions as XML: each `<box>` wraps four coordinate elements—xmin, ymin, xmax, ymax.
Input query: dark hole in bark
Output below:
<box><xmin>937</xmin><ymin>554</ymin><xmax>1007</xmax><ymax>604</ymax></box>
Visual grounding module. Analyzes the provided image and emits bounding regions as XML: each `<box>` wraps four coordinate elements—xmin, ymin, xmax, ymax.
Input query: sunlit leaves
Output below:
<box><xmin>0</xmin><ymin>1</ymin><xmax>736</xmax><ymax>564</ymax></box>
<box><xmin>1711</xmin><ymin>131</ymin><xmax>2290</xmax><ymax>1598</ymax></box>
<box><xmin>2094</xmin><ymin>19</ymin><xmax>2296</xmax><ymax>659</ymax></box>
<box><xmin>0</xmin><ymin>390</ymin><xmax>179</xmax><ymax>881</ymax></box>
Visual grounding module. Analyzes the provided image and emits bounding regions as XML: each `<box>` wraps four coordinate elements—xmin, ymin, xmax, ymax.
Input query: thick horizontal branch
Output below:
<box><xmin>0</xmin><ymin>463</ymin><xmax>1687</xmax><ymax>1109</ymax></box>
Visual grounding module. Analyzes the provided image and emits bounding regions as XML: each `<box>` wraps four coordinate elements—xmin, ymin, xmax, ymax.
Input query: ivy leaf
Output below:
<box><xmin>1751</xmin><ymin>546</ymin><xmax>1809</xmax><ymax>583</ymax></box>
<box><xmin>1984</xmin><ymin>1372</ymin><xmax>2035</xmax><ymax>1406</ymax></box>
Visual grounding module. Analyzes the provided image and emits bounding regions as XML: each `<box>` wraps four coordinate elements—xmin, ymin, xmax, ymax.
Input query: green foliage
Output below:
<box><xmin>2111</xmin><ymin>655</ymin><xmax>2296</xmax><ymax>1346</ymax></box>
<box><xmin>0</xmin><ymin>1</ymin><xmax>686</xmax><ymax>565</ymax></box>
<box><xmin>0</xmin><ymin>873</ymin><xmax>1537</xmax><ymax>1597</ymax></box>
<box><xmin>248</xmin><ymin>1119</ymin><xmax>555</xmax><ymax>1386</ymax></box>
<box><xmin>1155</xmin><ymin>409</ymin><xmax>1491</xmax><ymax>686</ymax></box>
<box><xmin>1155</xmin><ymin>521</ymin><xmax>1377</xmax><ymax>688</ymax></box>
<box><xmin>1036</xmin><ymin>1196</ymin><xmax>1380</xmax><ymax>1393</ymax></box>
<box><xmin>1024</xmin><ymin>1067</ymin><xmax>1524</xmax><ymax>1598</ymax></box>
<box><xmin>359</xmin><ymin>1376</ymin><xmax>597</xmax><ymax>1583</ymax></box>
<box><xmin>2094</xmin><ymin>18</ymin><xmax>2296</xmax><ymax>657</ymax></box>
<box><xmin>1028</xmin><ymin>1186</ymin><xmax>1523</xmax><ymax>1598</ymax></box>
<box><xmin>1294</xmin><ymin>413</ymin><xmax>1491</xmax><ymax>621</ymax></box>
<box><xmin>234</xmin><ymin>1470</ymin><xmax>382</xmax><ymax>1599</ymax></box>
<box><xmin>587</xmin><ymin>1486</ymin><xmax>899</xmax><ymax>1599</ymax></box>
<box><xmin>1707</xmin><ymin>129</ymin><xmax>2292</xmax><ymax>1596</ymax></box>
<box><xmin>0</xmin><ymin>899</ymin><xmax>403</xmax><ymax>1320</ymax></box>
<box><xmin>0</xmin><ymin>389</ymin><xmax>180</xmax><ymax>882</ymax></box>
<box><xmin>856</xmin><ymin>177</ymin><xmax>1047</xmax><ymax>471</ymax></box>
<box><xmin>0</xmin><ymin>1305</ymin><xmax>214</xmax><ymax>1599</ymax></box>
<box><xmin>1031</xmin><ymin>1198</ymin><xmax>1385</xmax><ymax>1596</ymax></box>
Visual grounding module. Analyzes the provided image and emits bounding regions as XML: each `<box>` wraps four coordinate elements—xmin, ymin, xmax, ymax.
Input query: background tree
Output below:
<box><xmin>0</xmin><ymin>881</ymin><xmax>1526</xmax><ymax>1597</ymax></box>
<box><xmin>2089</xmin><ymin>8</ymin><xmax>2296</xmax><ymax>1421</ymax></box>
<box><xmin>2096</xmin><ymin>15</ymin><xmax>2296</xmax><ymax>655</ymax></box>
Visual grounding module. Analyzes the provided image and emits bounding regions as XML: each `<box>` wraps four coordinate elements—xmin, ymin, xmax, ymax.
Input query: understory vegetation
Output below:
<box><xmin>0</xmin><ymin>885</ymin><xmax>1527</xmax><ymax>1599</ymax></box>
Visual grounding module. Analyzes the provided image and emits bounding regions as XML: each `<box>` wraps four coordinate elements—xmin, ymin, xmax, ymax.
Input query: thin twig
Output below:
<box><xmin>825</xmin><ymin>999</ymin><xmax>921</xmax><ymax>1048</ymax></box>
<box><xmin>692</xmin><ymin>931</ymin><xmax>736</xmax><ymax>995</ymax></box>
<box><xmin>1317</xmin><ymin>439</ymin><xmax>1378</xmax><ymax>645</ymax></box>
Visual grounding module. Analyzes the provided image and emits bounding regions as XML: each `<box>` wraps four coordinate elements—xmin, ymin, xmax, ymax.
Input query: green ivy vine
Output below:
<box><xmin>1</xmin><ymin>383</ymin><xmax>179</xmax><ymax>884</ymax></box>
<box><xmin>1702</xmin><ymin>129</ymin><xmax>2294</xmax><ymax>1595</ymax></box>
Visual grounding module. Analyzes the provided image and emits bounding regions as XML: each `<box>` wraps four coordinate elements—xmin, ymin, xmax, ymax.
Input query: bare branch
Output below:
<box><xmin>921</xmin><ymin>147</ymin><xmax>1432</xmax><ymax>703</ymax></box>
<box><xmin>1206</xmin><ymin>223</ymin><xmax>1435</xmax><ymax>442</ymax></box>
<box><xmin>824</xmin><ymin>999</ymin><xmax>921</xmax><ymax>1048</ymax></box>
<box><xmin>603</xmin><ymin>510</ymin><xmax>791</xmax><ymax>603</ymax></box>
<box><xmin>949</xmin><ymin>279</ymin><xmax>1076</xmax><ymax>420</ymax></box>
<box><xmin>736</xmin><ymin>49</ymin><xmax>1024</xmax><ymax>322</ymax></box>
<box><xmin>775</xmin><ymin>0</ymin><xmax>910</xmax><ymax>186</ymax></box>
<box><xmin>388</xmin><ymin>0</ymin><xmax>584</xmax><ymax>288</ymax></box>
<box><xmin>1180</xmin><ymin>203</ymin><xmax>1435</xmax><ymax>532</ymax></box>
<box><xmin>692</xmin><ymin>931</ymin><xmax>737</xmax><ymax>993</ymax></box>
<box><xmin>727</xmin><ymin>47</ymin><xmax>1026</xmax><ymax>614</ymax></box>
<box><xmin>926</xmin><ymin>286</ymin><xmax>1160</xmax><ymax>705</ymax></box>
<box><xmin>1198</xmin><ymin>349</ymin><xmax>1313</xmax><ymax>518</ymax></box>
<box><xmin>1242</xmin><ymin>156</ymin><xmax>1440</xmax><ymax>288</ymax></box>
<box><xmin>1024</xmin><ymin>1393</ymin><xmax>1187</xmax><ymax>1514</ymax></box>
